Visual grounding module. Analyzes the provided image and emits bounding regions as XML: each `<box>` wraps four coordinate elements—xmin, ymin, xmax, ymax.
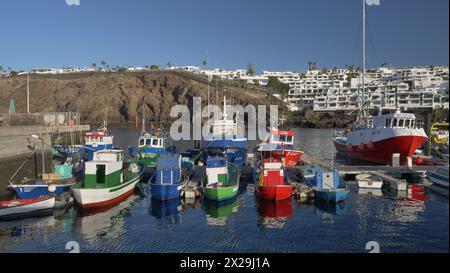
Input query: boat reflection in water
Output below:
<box><xmin>387</xmin><ymin>184</ymin><xmax>427</xmax><ymax>223</ymax></box>
<box><xmin>150</xmin><ymin>198</ymin><xmax>182</xmax><ymax>226</ymax></box>
<box><xmin>358</xmin><ymin>188</ymin><xmax>383</xmax><ymax>197</ymax></box>
<box><xmin>203</xmin><ymin>197</ymin><xmax>240</xmax><ymax>226</ymax></box>
<box><xmin>256</xmin><ymin>198</ymin><xmax>293</xmax><ymax>229</ymax></box>
<box><xmin>74</xmin><ymin>195</ymin><xmax>140</xmax><ymax>239</ymax></box>
<box><xmin>314</xmin><ymin>199</ymin><xmax>348</xmax><ymax>216</ymax></box>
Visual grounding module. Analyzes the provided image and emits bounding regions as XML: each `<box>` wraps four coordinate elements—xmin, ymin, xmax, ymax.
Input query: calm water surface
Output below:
<box><xmin>0</xmin><ymin>128</ymin><xmax>448</xmax><ymax>253</ymax></box>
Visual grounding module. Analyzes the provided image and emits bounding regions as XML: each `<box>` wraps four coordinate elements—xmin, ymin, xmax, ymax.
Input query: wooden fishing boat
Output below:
<box><xmin>0</xmin><ymin>196</ymin><xmax>55</xmax><ymax>221</ymax></box>
<box><xmin>9</xmin><ymin>164</ymin><xmax>76</xmax><ymax>199</ymax></box>
<box><xmin>254</xmin><ymin>158</ymin><xmax>293</xmax><ymax>201</ymax></box>
<box><xmin>305</xmin><ymin>170</ymin><xmax>349</xmax><ymax>203</ymax></box>
<box><xmin>149</xmin><ymin>154</ymin><xmax>193</xmax><ymax>201</ymax></box>
<box><xmin>356</xmin><ymin>173</ymin><xmax>384</xmax><ymax>189</ymax></box>
<box><xmin>202</xmin><ymin>157</ymin><xmax>240</xmax><ymax>202</ymax></box>
<box><xmin>72</xmin><ymin>150</ymin><xmax>144</xmax><ymax>210</ymax></box>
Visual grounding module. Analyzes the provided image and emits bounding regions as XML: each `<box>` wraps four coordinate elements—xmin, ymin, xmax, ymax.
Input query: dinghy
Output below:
<box><xmin>356</xmin><ymin>173</ymin><xmax>383</xmax><ymax>189</ymax></box>
<box><xmin>0</xmin><ymin>196</ymin><xmax>55</xmax><ymax>221</ymax></box>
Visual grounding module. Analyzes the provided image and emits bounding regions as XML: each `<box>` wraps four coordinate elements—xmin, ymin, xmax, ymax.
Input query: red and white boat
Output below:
<box><xmin>0</xmin><ymin>196</ymin><xmax>55</xmax><ymax>220</ymax></box>
<box><xmin>257</xmin><ymin>129</ymin><xmax>304</xmax><ymax>167</ymax></box>
<box><xmin>253</xmin><ymin>143</ymin><xmax>293</xmax><ymax>201</ymax></box>
<box><xmin>333</xmin><ymin>109</ymin><xmax>428</xmax><ymax>165</ymax></box>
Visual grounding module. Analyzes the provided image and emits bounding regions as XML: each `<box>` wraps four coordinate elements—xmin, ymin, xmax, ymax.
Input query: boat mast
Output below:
<box><xmin>141</xmin><ymin>98</ymin><xmax>146</xmax><ymax>134</ymax></box>
<box><xmin>361</xmin><ymin>0</ymin><xmax>366</xmax><ymax>122</ymax></box>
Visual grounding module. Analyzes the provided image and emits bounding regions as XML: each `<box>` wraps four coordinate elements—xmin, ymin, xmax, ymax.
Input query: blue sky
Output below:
<box><xmin>0</xmin><ymin>0</ymin><xmax>448</xmax><ymax>72</ymax></box>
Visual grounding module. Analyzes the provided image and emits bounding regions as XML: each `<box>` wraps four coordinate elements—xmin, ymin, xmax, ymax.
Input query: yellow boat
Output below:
<box><xmin>431</xmin><ymin>122</ymin><xmax>449</xmax><ymax>144</ymax></box>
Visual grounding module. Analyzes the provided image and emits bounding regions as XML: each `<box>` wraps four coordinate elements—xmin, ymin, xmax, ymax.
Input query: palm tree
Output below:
<box><xmin>101</xmin><ymin>60</ymin><xmax>107</xmax><ymax>71</ymax></box>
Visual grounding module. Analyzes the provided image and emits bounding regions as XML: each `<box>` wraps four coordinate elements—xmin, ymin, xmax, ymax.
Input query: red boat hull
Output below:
<box><xmin>256</xmin><ymin>198</ymin><xmax>293</xmax><ymax>218</ymax></box>
<box><xmin>271</xmin><ymin>150</ymin><xmax>304</xmax><ymax>166</ymax></box>
<box><xmin>256</xmin><ymin>185</ymin><xmax>293</xmax><ymax>201</ymax></box>
<box><xmin>334</xmin><ymin>135</ymin><xmax>427</xmax><ymax>164</ymax></box>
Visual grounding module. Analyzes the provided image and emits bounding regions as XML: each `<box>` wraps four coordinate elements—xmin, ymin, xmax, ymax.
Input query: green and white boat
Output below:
<box><xmin>72</xmin><ymin>150</ymin><xmax>144</xmax><ymax>210</ymax></box>
<box><xmin>202</xmin><ymin>157</ymin><xmax>240</xmax><ymax>202</ymax></box>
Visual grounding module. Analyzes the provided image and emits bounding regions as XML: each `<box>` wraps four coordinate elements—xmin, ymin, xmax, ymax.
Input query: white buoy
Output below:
<box><xmin>48</xmin><ymin>184</ymin><xmax>56</xmax><ymax>193</ymax></box>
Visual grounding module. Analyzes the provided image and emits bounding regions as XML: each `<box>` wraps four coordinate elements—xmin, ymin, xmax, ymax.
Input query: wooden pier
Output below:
<box><xmin>300</xmin><ymin>152</ymin><xmax>440</xmax><ymax>192</ymax></box>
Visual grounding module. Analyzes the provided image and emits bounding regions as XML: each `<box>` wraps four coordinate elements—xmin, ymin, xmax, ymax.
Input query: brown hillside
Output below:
<box><xmin>0</xmin><ymin>71</ymin><xmax>283</xmax><ymax>124</ymax></box>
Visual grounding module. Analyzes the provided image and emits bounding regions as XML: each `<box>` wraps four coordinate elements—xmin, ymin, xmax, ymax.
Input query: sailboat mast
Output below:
<box><xmin>361</xmin><ymin>0</ymin><xmax>366</xmax><ymax>119</ymax></box>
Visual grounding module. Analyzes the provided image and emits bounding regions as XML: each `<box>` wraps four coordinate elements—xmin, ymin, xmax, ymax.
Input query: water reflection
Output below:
<box><xmin>314</xmin><ymin>199</ymin><xmax>348</xmax><ymax>216</ymax></box>
<box><xmin>358</xmin><ymin>188</ymin><xmax>383</xmax><ymax>197</ymax></box>
<box><xmin>73</xmin><ymin>195</ymin><xmax>139</xmax><ymax>239</ymax></box>
<box><xmin>256</xmin><ymin>198</ymin><xmax>293</xmax><ymax>229</ymax></box>
<box><xmin>203</xmin><ymin>197</ymin><xmax>240</xmax><ymax>226</ymax></box>
<box><xmin>150</xmin><ymin>199</ymin><xmax>182</xmax><ymax>226</ymax></box>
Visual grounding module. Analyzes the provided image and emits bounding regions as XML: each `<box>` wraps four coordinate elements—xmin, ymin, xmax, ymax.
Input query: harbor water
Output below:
<box><xmin>0</xmin><ymin>128</ymin><xmax>448</xmax><ymax>253</ymax></box>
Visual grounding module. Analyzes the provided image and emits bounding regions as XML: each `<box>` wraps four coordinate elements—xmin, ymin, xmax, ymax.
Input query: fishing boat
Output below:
<box><xmin>333</xmin><ymin>1</ymin><xmax>428</xmax><ymax>165</ymax></box>
<box><xmin>334</xmin><ymin>110</ymin><xmax>428</xmax><ymax>165</ymax></box>
<box><xmin>83</xmin><ymin>124</ymin><xmax>114</xmax><ymax>161</ymax></box>
<box><xmin>253</xmin><ymin>142</ymin><xmax>293</xmax><ymax>201</ymax></box>
<box><xmin>149</xmin><ymin>154</ymin><xmax>193</xmax><ymax>201</ymax></box>
<box><xmin>305</xmin><ymin>170</ymin><xmax>349</xmax><ymax>203</ymax></box>
<box><xmin>426</xmin><ymin>165</ymin><xmax>449</xmax><ymax>189</ymax></box>
<box><xmin>202</xmin><ymin>96</ymin><xmax>248</xmax><ymax>166</ymax></box>
<box><xmin>257</xmin><ymin>129</ymin><xmax>304</xmax><ymax>167</ymax></box>
<box><xmin>0</xmin><ymin>196</ymin><xmax>55</xmax><ymax>221</ymax></box>
<box><xmin>254</xmin><ymin>158</ymin><xmax>293</xmax><ymax>201</ymax></box>
<box><xmin>72</xmin><ymin>150</ymin><xmax>144</xmax><ymax>210</ymax></box>
<box><xmin>202</xmin><ymin>157</ymin><xmax>240</xmax><ymax>202</ymax></box>
<box><xmin>134</xmin><ymin>129</ymin><xmax>176</xmax><ymax>168</ymax></box>
<box><xmin>9</xmin><ymin>164</ymin><xmax>76</xmax><ymax>199</ymax></box>
<box><xmin>356</xmin><ymin>173</ymin><xmax>384</xmax><ymax>189</ymax></box>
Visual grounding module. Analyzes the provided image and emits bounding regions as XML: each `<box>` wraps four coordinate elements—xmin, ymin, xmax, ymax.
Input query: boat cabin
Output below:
<box><xmin>205</xmin><ymin>157</ymin><xmax>228</xmax><ymax>186</ymax></box>
<box><xmin>270</xmin><ymin>130</ymin><xmax>295</xmax><ymax>146</ymax></box>
<box><xmin>371</xmin><ymin>111</ymin><xmax>418</xmax><ymax>129</ymax></box>
<box><xmin>155</xmin><ymin>155</ymin><xmax>182</xmax><ymax>184</ymax></box>
<box><xmin>259</xmin><ymin>159</ymin><xmax>285</xmax><ymax>186</ymax></box>
<box><xmin>84</xmin><ymin>131</ymin><xmax>113</xmax><ymax>147</ymax></box>
<box><xmin>84</xmin><ymin>150</ymin><xmax>125</xmax><ymax>188</ymax></box>
<box><xmin>138</xmin><ymin>131</ymin><xmax>166</xmax><ymax>149</ymax></box>
<box><xmin>312</xmin><ymin>171</ymin><xmax>344</xmax><ymax>190</ymax></box>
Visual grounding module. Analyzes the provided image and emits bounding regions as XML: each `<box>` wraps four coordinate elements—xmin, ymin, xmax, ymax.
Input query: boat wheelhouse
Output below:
<box><xmin>202</xmin><ymin>157</ymin><xmax>240</xmax><ymax>202</ymax></box>
<box><xmin>135</xmin><ymin>130</ymin><xmax>175</xmax><ymax>168</ymax></box>
<box><xmin>83</xmin><ymin>129</ymin><xmax>114</xmax><ymax>161</ymax></box>
<box><xmin>72</xmin><ymin>150</ymin><xmax>143</xmax><ymax>209</ymax></box>
<box><xmin>334</xmin><ymin>109</ymin><xmax>428</xmax><ymax>164</ymax></box>
<box><xmin>254</xmin><ymin>157</ymin><xmax>293</xmax><ymax>201</ymax></box>
<box><xmin>150</xmin><ymin>154</ymin><xmax>193</xmax><ymax>201</ymax></box>
<box><xmin>257</xmin><ymin>129</ymin><xmax>304</xmax><ymax>166</ymax></box>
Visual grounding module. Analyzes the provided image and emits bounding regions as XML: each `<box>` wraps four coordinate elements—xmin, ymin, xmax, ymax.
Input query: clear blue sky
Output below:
<box><xmin>0</xmin><ymin>0</ymin><xmax>448</xmax><ymax>72</ymax></box>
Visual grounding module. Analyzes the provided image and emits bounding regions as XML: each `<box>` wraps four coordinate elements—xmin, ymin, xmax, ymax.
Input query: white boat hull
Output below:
<box><xmin>72</xmin><ymin>175</ymin><xmax>141</xmax><ymax>209</ymax></box>
<box><xmin>0</xmin><ymin>197</ymin><xmax>55</xmax><ymax>219</ymax></box>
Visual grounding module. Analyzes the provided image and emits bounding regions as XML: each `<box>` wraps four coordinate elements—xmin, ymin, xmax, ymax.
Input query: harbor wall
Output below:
<box><xmin>0</xmin><ymin>125</ymin><xmax>90</xmax><ymax>160</ymax></box>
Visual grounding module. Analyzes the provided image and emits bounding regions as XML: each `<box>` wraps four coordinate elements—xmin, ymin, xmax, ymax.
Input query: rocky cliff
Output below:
<box><xmin>0</xmin><ymin>71</ymin><xmax>282</xmax><ymax>124</ymax></box>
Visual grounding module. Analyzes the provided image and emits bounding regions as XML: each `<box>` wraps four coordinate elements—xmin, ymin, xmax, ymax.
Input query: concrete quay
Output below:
<box><xmin>0</xmin><ymin>125</ymin><xmax>90</xmax><ymax>160</ymax></box>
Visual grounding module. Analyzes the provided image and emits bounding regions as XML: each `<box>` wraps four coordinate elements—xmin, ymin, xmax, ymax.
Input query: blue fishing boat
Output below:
<box><xmin>9</xmin><ymin>164</ymin><xmax>76</xmax><ymax>199</ymax></box>
<box><xmin>201</xmin><ymin>96</ymin><xmax>248</xmax><ymax>166</ymax></box>
<box><xmin>305</xmin><ymin>169</ymin><xmax>349</xmax><ymax>203</ymax></box>
<box><xmin>149</xmin><ymin>154</ymin><xmax>193</xmax><ymax>201</ymax></box>
<box><xmin>83</xmin><ymin>123</ymin><xmax>114</xmax><ymax>161</ymax></box>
